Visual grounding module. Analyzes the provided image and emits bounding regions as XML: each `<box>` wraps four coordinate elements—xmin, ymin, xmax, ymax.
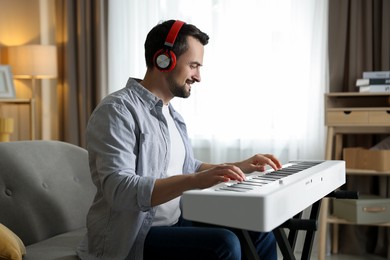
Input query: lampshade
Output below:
<box><xmin>7</xmin><ymin>45</ymin><xmax>57</xmax><ymax>79</ymax></box>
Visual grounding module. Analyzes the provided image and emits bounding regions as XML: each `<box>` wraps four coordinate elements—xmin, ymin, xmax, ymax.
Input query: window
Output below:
<box><xmin>108</xmin><ymin>0</ymin><xmax>329</xmax><ymax>163</ymax></box>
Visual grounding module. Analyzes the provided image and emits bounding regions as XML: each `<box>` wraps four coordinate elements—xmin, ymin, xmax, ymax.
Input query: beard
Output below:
<box><xmin>167</xmin><ymin>75</ymin><xmax>191</xmax><ymax>98</ymax></box>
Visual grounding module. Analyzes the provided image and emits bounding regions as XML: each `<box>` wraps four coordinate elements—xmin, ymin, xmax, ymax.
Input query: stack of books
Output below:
<box><xmin>356</xmin><ymin>71</ymin><xmax>390</xmax><ymax>92</ymax></box>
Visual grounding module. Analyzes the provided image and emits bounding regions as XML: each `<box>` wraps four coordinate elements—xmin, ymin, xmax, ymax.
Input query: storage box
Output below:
<box><xmin>333</xmin><ymin>195</ymin><xmax>390</xmax><ymax>224</ymax></box>
<box><xmin>343</xmin><ymin>147</ymin><xmax>390</xmax><ymax>171</ymax></box>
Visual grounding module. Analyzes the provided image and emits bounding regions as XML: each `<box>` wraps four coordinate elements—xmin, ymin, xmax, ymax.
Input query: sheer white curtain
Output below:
<box><xmin>108</xmin><ymin>0</ymin><xmax>329</xmax><ymax>165</ymax></box>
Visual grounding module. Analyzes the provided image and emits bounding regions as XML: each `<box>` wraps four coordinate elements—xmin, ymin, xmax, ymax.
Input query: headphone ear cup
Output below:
<box><xmin>154</xmin><ymin>49</ymin><xmax>177</xmax><ymax>72</ymax></box>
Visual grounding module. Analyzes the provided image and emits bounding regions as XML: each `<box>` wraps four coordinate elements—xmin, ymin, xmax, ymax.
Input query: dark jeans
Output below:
<box><xmin>144</xmin><ymin>217</ymin><xmax>277</xmax><ymax>260</ymax></box>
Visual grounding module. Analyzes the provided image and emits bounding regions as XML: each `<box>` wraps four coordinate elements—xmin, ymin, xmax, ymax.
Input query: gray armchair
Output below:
<box><xmin>0</xmin><ymin>140</ymin><xmax>95</xmax><ymax>259</ymax></box>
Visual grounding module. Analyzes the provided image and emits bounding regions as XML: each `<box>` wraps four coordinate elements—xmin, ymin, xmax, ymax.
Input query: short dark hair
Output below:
<box><xmin>144</xmin><ymin>20</ymin><xmax>209</xmax><ymax>69</ymax></box>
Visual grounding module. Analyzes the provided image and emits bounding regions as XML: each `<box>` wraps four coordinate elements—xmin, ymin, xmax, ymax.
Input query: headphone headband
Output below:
<box><xmin>164</xmin><ymin>20</ymin><xmax>185</xmax><ymax>48</ymax></box>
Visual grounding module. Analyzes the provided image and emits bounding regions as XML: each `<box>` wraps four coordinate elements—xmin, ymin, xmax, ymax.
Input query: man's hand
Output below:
<box><xmin>194</xmin><ymin>164</ymin><xmax>246</xmax><ymax>189</ymax></box>
<box><xmin>234</xmin><ymin>154</ymin><xmax>282</xmax><ymax>173</ymax></box>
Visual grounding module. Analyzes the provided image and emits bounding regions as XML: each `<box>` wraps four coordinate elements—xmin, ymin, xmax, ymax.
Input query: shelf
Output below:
<box><xmin>347</xmin><ymin>168</ymin><xmax>390</xmax><ymax>176</ymax></box>
<box><xmin>325</xmin><ymin>93</ymin><xmax>390</xmax><ymax>111</ymax></box>
<box><xmin>0</xmin><ymin>98</ymin><xmax>32</xmax><ymax>104</ymax></box>
<box><xmin>327</xmin><ymin>215</ymin><xmax>390</xmax><ymax>227</ymax></box>
<box><xmin>328</xmin><ymin>107</ymin><xmax>390</xmax><ymax>111</ymax></box>
<box><xmin>329</xmin><ymin>126</ymin><xmax>390</xmax><ymax>134</ymax></box>
<box><xmin>326</xmin><ymin>92</ymin><xmax>390</xmax><ymax>97</ymax></box>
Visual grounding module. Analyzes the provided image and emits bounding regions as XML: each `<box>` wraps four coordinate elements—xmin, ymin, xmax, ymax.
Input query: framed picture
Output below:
<box><xmin>0</xmin><ymin>65</ymin><xmax>16</xmax><ymax>98</ymax></box>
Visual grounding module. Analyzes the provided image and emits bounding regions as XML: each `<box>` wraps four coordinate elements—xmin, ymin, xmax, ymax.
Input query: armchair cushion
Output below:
<box><xmin>0</xmin><ymin>223</ymin><xmax>26</xmax><ymax>260</ymax></box>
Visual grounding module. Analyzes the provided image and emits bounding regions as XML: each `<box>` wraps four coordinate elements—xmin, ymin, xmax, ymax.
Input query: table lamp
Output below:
<box><xmin>7</xmin><ymin>44</ymin><xmax>58</xmax><ymax>139</ymax></box>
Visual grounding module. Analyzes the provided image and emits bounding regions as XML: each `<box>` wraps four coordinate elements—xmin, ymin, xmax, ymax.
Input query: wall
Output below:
<box><xmin>0</xmin><ymin>0</ymin><xmax>58</xmax><ymax>140</ymax></box>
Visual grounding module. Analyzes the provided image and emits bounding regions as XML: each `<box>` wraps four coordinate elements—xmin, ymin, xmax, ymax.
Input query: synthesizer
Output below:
<box><xmin>182</xmin><ymin>160</ymin><xmax>345</xmax><ymax>232</ymax></box>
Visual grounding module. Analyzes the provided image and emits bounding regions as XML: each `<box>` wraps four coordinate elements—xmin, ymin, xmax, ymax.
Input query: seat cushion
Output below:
<box><xmin>23</xmin><ymin>228</ymin><xmax>85</xmax><ymax>260</ymax></box>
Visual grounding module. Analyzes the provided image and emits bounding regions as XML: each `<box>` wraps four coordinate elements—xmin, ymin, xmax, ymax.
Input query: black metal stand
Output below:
<box><xmin>239</xmin><ymin>200</ymin><xmax>320</xmax><ymax>260</ymax></box>
<box><xmin>273</xmin><ymin>199</ymin><xmax>321</xmax><ymax>260</ymax></box>
<box><xmin>241</xmin><ymin>190</ymin><xmax>359</xmax><ymax>260</ymax></box>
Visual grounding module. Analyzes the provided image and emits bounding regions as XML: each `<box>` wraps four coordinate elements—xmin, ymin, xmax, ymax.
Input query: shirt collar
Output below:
<box><xmin>126</xmin><ymin>78</ymin><xmax>184</xmax><ymax>124</ymax></box>
<box><xmin>126</xmin><ymin>78</ymin><xmax>163</xmax><ymax>110</ymax></box>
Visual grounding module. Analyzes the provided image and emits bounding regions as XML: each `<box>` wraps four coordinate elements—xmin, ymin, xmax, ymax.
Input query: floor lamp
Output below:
<box><xmin>8</xmin><ymin>45</ymin><xmax>57</xmax><ymax>140</ymax></box>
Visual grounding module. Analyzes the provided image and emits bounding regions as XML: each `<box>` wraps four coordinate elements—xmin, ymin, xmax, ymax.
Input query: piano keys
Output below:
<box><xmin>181</xmin><ymin>160</ymin><xmax>345</xmax><ymax>232</ymax></box>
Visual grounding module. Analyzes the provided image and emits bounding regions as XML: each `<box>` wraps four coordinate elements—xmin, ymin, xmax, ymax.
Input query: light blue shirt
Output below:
<box><xmin>77</xmin><ymin>78</ymin><xmax>202</xmax><ymax>260</ymax></box>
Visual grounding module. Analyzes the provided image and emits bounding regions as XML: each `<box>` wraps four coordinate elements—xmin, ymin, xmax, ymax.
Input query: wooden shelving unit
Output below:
<box><xmin>0</xmin><ymin>98</ymin><xmax>35</xmax><ymax>140</ymax></box>
<box><xmin>318</xmin><ymin>92</ymin><xmax>390</xmax><ymax>260</ymax></box>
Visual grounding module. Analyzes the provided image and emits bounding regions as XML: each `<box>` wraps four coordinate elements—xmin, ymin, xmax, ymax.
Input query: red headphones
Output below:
<box><xmin>153</xmin><ymin>20</ymin><xmax>185</xmax><ymax>72</ymax></box>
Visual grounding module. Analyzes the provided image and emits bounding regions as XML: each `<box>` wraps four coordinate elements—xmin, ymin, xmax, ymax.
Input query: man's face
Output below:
<box><xmin>167</xmin><ymin>36</ymin><xmax>204</xmax><ymax>98</ymax></box>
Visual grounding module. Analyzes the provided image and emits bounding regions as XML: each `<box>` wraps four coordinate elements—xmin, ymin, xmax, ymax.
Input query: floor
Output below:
<box><xmin>322</xmin><ymin>254</ymin><xmax>386</xmax><ymax>260</ymax></box>
<box><xmin>281</xmin><ymin>252</ymin><xmax>386</xmax><ymax>260</ymax></box>
<box><xmin>274</xmin><ymin>223</ymin><xmax>387</xmax><ymax>260</ymax></box>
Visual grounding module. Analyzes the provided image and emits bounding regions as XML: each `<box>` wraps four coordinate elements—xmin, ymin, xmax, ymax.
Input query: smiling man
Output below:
<box><xmin>77</xmin><ymin>20</ymin><xmax>282</xmax><ymax>260</ymax></box>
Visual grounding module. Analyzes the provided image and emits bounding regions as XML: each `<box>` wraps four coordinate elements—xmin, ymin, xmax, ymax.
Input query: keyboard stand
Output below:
<box><xmin>241</xmin><ymin>190</ymin><xmax>358</xmax><ymax>260</ymax></box>
<box><xmin>240</xmin><ymin>199</ymin><xmax>321</xmax><ymax>260</ymax></box>
<box><xmin>275</xmin><ymin>199</ymin><xmax>321</xmax><ymax>260</ymax></box>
